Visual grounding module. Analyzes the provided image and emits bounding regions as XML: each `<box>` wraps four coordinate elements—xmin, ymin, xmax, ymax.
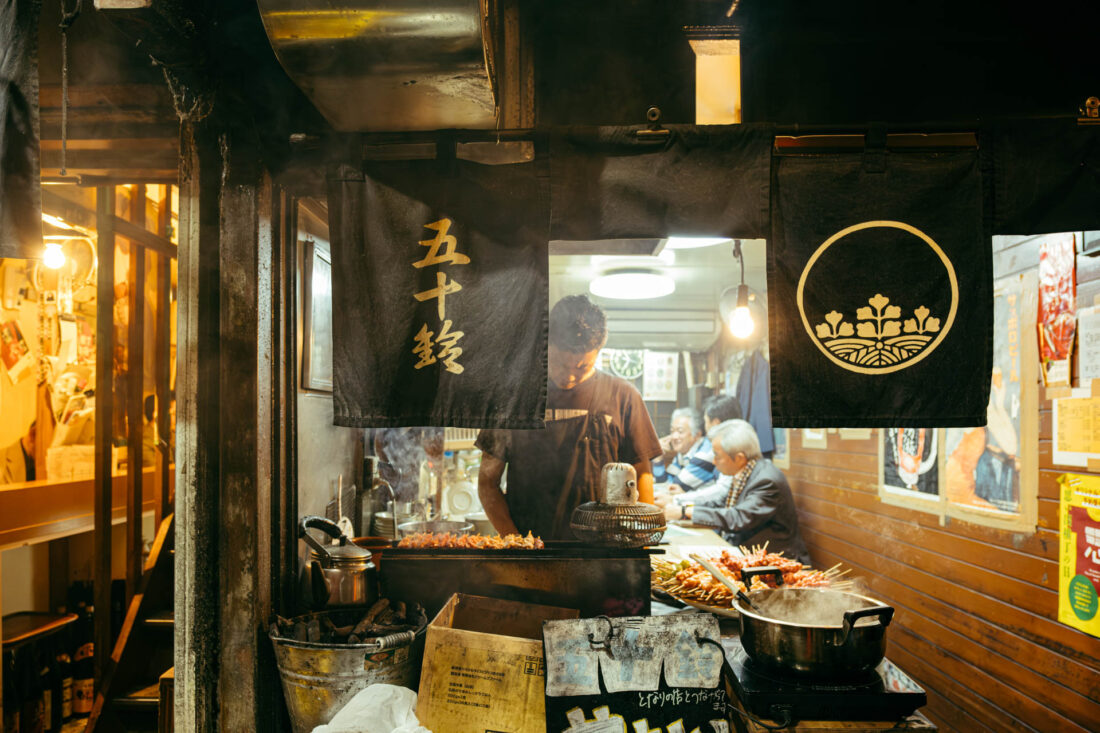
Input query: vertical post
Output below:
<box><xmin>175</xmin><ymin>121</ymin><xmax>222</xmax><ymax>733</ymax></box>
<box><xmin>156</xmin><ymin>185</ymin><xmax>173</xmax><ymax>522</ymax></box>
<box><xmin>277</xmin><ymin>194</ymin><xmax>298</xmax><ymax>613</ymax></box>
<box><xmin>216</xmin><ymin>131</ymin><xmax>275</xmax><ymax>733</ymax></box>
<box><xmin>94</xmin><ymin>185</ymin><xmax>117</xmax><ymax>684</ymax></box>
<box><xmin>127</xmin><ymin>184</ymin><xmax>146</xmax><ymax>600</ymax></box>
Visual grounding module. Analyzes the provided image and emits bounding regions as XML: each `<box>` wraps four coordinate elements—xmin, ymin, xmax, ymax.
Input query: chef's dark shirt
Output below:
<box><xmin>476</xmin><ymin>370</ymin><xmax>662</xmax><ymax>539</ymax></box>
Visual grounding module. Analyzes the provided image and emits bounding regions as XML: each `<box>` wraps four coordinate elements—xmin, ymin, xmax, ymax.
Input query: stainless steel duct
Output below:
<box><xmin>257</xmin><ymin>0</ymin><xmax>498</xmax><ymax>132</ymax></box>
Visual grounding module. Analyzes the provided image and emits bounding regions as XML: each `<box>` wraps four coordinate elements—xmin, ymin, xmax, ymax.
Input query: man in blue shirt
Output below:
<box><xmin>653</xmin><ymin>407</ymin><xmax>719</xmax><ymax>493</ymax></box>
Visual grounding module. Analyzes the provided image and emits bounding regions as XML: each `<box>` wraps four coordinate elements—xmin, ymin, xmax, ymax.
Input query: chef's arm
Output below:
<box><xmin>477</xmin><ymin>453</ymin><xmax>520</xmax><ymax>536</ymax></box>
<box><xmin>633</xmin><ymin>461</ymin><xmax>655</xmax><ymax>504</ymax></box>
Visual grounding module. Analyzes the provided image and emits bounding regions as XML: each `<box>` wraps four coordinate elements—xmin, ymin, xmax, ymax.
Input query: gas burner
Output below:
<box><xmin>737</xmin><ymin>652</ymin><xmax>881</xmax><ymax>690</ymax></box>
<box><xmin>726</xmin><ymin>648</ymin><xmax>927</xmax><ymax>723</ymax></box>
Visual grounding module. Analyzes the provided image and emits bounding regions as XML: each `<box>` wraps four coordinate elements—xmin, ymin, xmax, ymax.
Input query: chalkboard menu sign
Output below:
<box><xmin>543</xmin><ymin>615</ymin><xmax>729</xmax><ymax>733</ymax></box>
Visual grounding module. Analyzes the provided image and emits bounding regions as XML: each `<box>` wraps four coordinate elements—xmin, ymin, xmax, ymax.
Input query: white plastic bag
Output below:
<box><xmin>312</xmin><ymin>684</ymin><xmax>431</xmax><ymax>733</ymax></box>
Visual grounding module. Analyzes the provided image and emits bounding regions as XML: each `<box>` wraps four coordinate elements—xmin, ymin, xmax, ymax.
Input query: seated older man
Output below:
<box><xmin>653</xmin><ymin>407</ymin><xmax>719</xmax><ymax>493</ymax></box>
<box><xmin>664</xmin><ymin>419</ymin><xmax>810</xmax><ymax>564</ymax></box>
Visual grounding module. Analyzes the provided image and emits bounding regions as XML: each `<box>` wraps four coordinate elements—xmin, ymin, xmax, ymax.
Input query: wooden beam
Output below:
<box><xmin>114</xmin><ymin>214</ymin><xmax>177</xmax><ymax>258</ymax></box>
<box><xmin>175</xmin><ymin>121</ymin><xmax>221</xmax><ymax>733</ymax></box>
<box><xmin>94</xmin><ymin>185</ymin><xmax>117</xmax><ymax>686</ymax></box>
<box><xmin>156</xmin><ymin>185</ymin><xmax>174</xmax><ymax>522</ymax></box>
<box><xmin>127</xmin><ymin>184</ymin><xmax>147</xmax><ymax>605</ymax></box>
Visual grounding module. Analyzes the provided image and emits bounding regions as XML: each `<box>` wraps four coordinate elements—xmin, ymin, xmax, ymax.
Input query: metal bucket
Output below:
<box><xmin>270</xmin><ymin>615</ymin><xmax>426</xmax><ymax>733</ymax></box>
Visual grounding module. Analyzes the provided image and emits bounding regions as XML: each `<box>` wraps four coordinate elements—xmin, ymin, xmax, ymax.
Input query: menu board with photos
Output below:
<box><xmin>642</xmin><ymin>351</ymin><xmax>679</xmax><ymax>402</ymax></box>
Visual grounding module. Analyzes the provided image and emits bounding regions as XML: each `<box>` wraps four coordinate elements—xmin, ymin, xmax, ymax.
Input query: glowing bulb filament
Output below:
<box><xmin>729</xmin><ymin>305</ymin><xmax>754</xmax><ymax>339</ymax></box>
<box><xmin>43</xmin><ymin>242</ymin><xmax>66</xmax><ymax>269</ymax></box>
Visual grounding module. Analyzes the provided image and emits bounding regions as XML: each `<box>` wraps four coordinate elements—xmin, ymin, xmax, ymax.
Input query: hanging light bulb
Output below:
<box><xmin>729</xmin><ymin>283</ymin><xmax>755</xmax><ymax>338</ymax></box>
<box><xmin>43</xmin><ymin>241</ymin><xmax>66</xmax><ymax>269</ymax></box>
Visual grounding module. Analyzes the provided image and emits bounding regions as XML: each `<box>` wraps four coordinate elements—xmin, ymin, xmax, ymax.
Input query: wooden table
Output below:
<box><xmin>730</xmin><ymin>706</ymin><xmax>937</xmax><ymax>732</ymax></box>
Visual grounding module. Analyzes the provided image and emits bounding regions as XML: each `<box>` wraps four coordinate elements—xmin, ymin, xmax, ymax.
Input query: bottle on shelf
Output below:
<box><xmin>55</xmin><ymin>630</ymin><xmax>73</xmax><ymax>725</ymax></box>
<box><xmin>2</xmin><ymin>648</ymin><xmax>21</xmax><ymax>733</ymax></box>
<box><xmin>19</xmin><ymin>644</ymin><xmax>45</xmax><ymax>733</ymax></box>
<box><xmin>42</xmin><ymin>638</ymin><xmax>62</xmax><ymax>733</ymax></box>
<box><xmin>72</xmin><ymin>605</ymin><xmax>95</xmax><ymax>719</ymax></box>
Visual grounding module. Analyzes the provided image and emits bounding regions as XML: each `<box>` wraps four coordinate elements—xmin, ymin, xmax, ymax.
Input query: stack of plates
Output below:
<box><xmin>371</xmin><ymin>512</ymin><xmax>416</xmax><ymax>539</ymax></box>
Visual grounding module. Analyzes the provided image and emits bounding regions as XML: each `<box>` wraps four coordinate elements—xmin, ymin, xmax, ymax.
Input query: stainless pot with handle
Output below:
<box><xmin>732</xmin><ymin>566</ymin><xmax>895</xmax><ymax>678</ymax></box>
<box><xmin>298</xmin><ymin>515</ymin><xmax>378</xmax><ymax>610</ymax></box>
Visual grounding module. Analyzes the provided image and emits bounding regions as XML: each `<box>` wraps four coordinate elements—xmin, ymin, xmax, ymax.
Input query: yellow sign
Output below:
<box><xmin>1055</xmin><ymin>397</ymin><xmax>1100</xmax><ymax>455</ymax></box>
<box><xmin>1058</xmin><ymin>473</ymin><xmax>1100</xmax><ymax>638</ymax></box>
<box><xmin>796</xmin><ymin>220</ymin><xmax>959</xmax><ymax>374</ymax></box>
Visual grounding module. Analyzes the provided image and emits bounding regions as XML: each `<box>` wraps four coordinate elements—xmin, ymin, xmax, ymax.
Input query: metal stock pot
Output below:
<box><xmin>732</xmin><ymin>567</ymin><xmax>895</xmax><ymax>678</ymax></box>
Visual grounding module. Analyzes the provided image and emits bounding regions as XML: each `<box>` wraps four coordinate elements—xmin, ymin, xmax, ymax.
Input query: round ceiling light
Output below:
<box><xmin>664</xmin><ymin>236</ymin><xmax>730</xmax><ymax>250</ymax></box>
<box><xmin>589</xmin><ymin>269</ymin><xmax>675</xmax><ymax>300</ymax></box>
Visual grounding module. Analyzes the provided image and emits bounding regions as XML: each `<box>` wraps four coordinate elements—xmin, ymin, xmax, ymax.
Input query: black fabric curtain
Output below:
<box><xmin>549</xmin><ymin>124</ymin><xmax>773</xmax><ymax>241</ymax></box>
<box><xmin>768</xmin><ymin>147</ymin><xmax>992</xmax><ymax>427</ymax></box>
<box><xmin>327</xmin><ymin>157</ymin><xmax>549</xmax><ymax>429</ymax></box>
<box><xmin>0</xmin><ymin>0</ymin><xmax>43</xmax><ymax>259</ymax></box>
<box><xmin>990</xmin><ymin>118</ymin><xmax>1100</xmax><ymax>235</ymax></box>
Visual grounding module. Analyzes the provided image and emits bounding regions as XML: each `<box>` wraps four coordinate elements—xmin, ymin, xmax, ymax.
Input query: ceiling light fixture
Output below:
<box><xmin>589</xmin><ymin>269</ymin><xmax>675</xmax><ymax>300</ymax></box>
<box><xmin>719</xmin><ymin>240</ymin><xmax>756</xmax><ymax>339</ymax></box>
<box><xmin>664</xmin><ymin>236</ymin><xmax>730</xmax><ymax>250</ymax></box>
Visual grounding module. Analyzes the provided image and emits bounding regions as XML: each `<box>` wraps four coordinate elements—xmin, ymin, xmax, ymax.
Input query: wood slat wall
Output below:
<box><xmin>785</xmin><ymin>233</ymin><xmax>1100</xmax><ymax>731</ymax></box>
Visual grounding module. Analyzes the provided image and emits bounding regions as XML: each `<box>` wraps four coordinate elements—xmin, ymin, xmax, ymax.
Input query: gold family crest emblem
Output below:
<box><xmin>796</xmin><ymin>220</ymin><xmax>959</xmax><ymax>375</ymax></box>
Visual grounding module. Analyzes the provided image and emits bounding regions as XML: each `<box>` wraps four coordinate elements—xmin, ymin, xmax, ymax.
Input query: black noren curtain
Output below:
<box><xmin>768</xmin><ymin>148</ymin><xmax>992</xmax><ymax>427</ymax></box>
<box><xmin>327</xmin><ymin>158</ymin><xmax>549</xmax><ymax>429</ymax></box>
<box><xmin>991</xmin><ymin>118</ymin><xmax>1100</xmax><ymax>235</ymax></box>
<box><xmin>550</xmin><ymin>124</ymin><xmax>773</xmax><ymax>241</ymax></box>
<box><xmin>0</xmin><ymin>0</ymin><xmax>43</xmax><ymax>259</ymax></box>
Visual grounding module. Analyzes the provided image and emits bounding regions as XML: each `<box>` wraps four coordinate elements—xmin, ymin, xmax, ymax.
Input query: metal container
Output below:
<box><xmin>270</xmin><ymin>612</ymin><xmax>425</xmax><ymax>733</ymax></box>
<box><xmin>380</xmin><ymin>543</ymin><xmax>655</xmax><ymax>618</ymax></box>
<box><xmin>396</xmin><ymin>519</ymin><xmax>474</xmax><ymax>538</ymax></box>
<box><xmin>732</xmin><ymin>568</ymin><xmax>895</xmax><ymax>678</ymax></box>
<box><xmin>299</xmin><ymin>516</ymin><xmax>378</xmax><ymax>610</ymax></box>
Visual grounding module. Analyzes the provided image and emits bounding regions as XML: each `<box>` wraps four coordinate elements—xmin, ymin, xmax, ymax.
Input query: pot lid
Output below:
<box><xmin>310</xmin><ymin>541</ymin><xmax>372</xmax><ymax>566</ymax></box>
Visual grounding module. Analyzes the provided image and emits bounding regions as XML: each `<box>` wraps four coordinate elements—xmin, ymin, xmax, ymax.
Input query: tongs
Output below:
<box><xmin>690</xmin><ymin>553</ymin><xmax>757</xmax><ymax>611</ymax></box>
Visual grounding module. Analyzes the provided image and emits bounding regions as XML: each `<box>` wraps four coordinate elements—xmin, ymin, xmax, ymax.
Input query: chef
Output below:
<box><xmin>476</xmin><ymin>295</ymin><xmax>662</xmax><ymax>540</ymax></box>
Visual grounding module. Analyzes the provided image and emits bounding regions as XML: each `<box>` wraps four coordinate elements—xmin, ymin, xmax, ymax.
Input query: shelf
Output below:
<box><xmin>1</xmin><ymin>611</ymin><xmax>78</xmax><ymax>648</ymax></box>
<box><xmin>0</xmin><ymin>466</ymin><xmax>167</xmax><ymax>550</ymax></box>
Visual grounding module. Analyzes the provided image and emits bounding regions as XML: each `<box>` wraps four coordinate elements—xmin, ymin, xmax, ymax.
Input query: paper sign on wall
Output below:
<box><xmin>643</xmin><ymin>351</ymin><xmax>679</xmax><ymax>402</ymax></box>
<box><xmin>1058</xmin><ymin>474</ymin><xmax>1100</xmax><ymax>638</ymax></box>
<box><xmin>1077</xmin><ymin>307</ymin><xmax>1100</xmax><ymax>385</ymax></box>
<box><xmin>1052</xmin><ymin>389</ymin><xmax>1100</xmax><ymax>467</ymax></box>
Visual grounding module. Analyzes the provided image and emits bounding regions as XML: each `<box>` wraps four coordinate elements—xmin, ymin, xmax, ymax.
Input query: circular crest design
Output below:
<box><xmin>608</xmin><ymin>349</ymin><xmax>645</xmax><ymax>381</ymax></box>
<box><xmin>796</xmin><ymin>221</ymin><xmax>959</xmax><ymax>375</ymax></box>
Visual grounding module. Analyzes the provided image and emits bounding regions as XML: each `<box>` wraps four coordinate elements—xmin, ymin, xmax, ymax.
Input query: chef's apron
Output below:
<box><xmin>507</xmin><ymin>401</ymin><xmax>617</xmax><ymax>541</ymax></box>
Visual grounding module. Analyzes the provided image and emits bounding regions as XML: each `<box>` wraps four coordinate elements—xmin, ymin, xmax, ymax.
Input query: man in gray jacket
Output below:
<box><xmin>664</xmin><ymin>419</ymin><xmax>810</xmax><ymax>564</ymax></box>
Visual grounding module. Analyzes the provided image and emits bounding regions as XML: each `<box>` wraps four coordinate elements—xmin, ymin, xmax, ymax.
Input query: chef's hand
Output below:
<box><xmin>667</xmin><ymin>485</ymin><xmax>683</xmax><ymax>496</ymax></box>
<box><xmin>653</xmin><ymin>494</ymin><xmax>670</xmax><ymax>509</ymax></box>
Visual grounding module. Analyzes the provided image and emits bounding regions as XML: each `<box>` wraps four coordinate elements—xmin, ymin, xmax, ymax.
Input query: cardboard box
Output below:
<box><xmin>416</xmin><ymin>593</ymin><xmax>579</xmax><ymax>733</ymax></box>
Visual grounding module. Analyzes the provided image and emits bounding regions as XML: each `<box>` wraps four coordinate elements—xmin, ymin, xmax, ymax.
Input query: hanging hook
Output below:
<box><xmin>635</xmin><ymin>106</ymin><xmax>670</xmax><ymax>141</ymax></box>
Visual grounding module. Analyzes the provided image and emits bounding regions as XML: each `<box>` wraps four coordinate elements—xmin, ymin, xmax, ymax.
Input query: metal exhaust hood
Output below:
<box><xmin>257</xmin><ymin>0</ymin><xmax>500</xmax><ymax>132</ymax></box>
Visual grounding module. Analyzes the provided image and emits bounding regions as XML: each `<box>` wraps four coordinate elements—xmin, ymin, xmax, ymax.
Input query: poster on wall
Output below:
<box><xmin>944</xmin><ymin>272</ymin><xmax>1039</xmax><ymax>530</ymax></box>
<box><xmin>642</xmin><ymin>351</ymin><xmax>679</xmax><ymax>402</ymax></box>
<box><xmin>0</xmin><ymin>319</ymin><xmax>34</xmax><ymax>384</ymax></box>
<box><xmin>1037</xmin><ymin>233</ymin><xmax>1076</xmax><ymax>387</ymax></box>
<box><xmin>879</xmin><ymin>427</ymin><xmax>943</xmax><ymax>512</ymax></box>
<box><xmin>801</xmin><ymin>428</ymin><xmax>827</xmax><ymax>449</ymax></box>
<box><xmin>1057</xmin><ymin>473</ymin><xmax>1100</xmax><ymax>639</ymax></box>
<box><xmin>1052</xmin><ymin>389</ymin><xmax>1100</xmax><ymax>468</ymax></box>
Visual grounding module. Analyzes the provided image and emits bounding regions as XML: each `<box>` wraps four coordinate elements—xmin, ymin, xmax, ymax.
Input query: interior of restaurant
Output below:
<box><xmin>1</xmin><ymin>1</ymin><xmax>1098</xmax><ymax>733</ymax></box>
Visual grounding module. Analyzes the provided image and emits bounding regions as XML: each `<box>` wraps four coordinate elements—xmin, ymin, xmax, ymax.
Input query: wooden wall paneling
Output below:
<box><xmin>804</xmin><ymin>539</ymin><xmax>1100</xmax><ymax>701</ymax></box>
<box><xmin>788</xmin><ymin>406</ymin><xmax>1100</xmax><ymax>731</ymax></box>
